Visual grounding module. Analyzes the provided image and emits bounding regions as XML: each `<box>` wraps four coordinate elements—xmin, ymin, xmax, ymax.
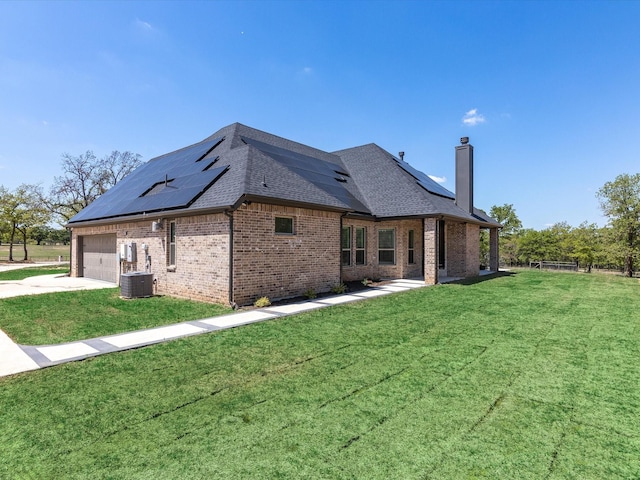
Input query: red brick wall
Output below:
<box><xmin>445</xmin><ymin>221</ymin><xmax>480</xmax><ymax>278</ymax></box>
<box><xmin>231</xmin><ymin>203</ymin><xmax>341</xmax><ymax>305</ymax></box>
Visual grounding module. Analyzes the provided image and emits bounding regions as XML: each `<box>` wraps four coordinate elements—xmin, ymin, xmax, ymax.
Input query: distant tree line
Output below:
<box><xmin>485</xmin><ymin>173</ymin><xmax>640</xmax><ymax>276</ymax></box>
<box><xmin>0</xmin><ymin>150</ymin><xmax>141</xmax><ymax>261</ymax></box>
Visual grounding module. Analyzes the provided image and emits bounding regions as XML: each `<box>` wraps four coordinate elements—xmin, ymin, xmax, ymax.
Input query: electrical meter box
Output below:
<box><xmin>119</xmin><ymin>242</ymin><xmax>137</xmax><ymax>262</ymax></box>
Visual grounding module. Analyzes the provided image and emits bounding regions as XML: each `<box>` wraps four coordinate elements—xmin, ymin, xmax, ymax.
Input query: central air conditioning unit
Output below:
<box><xmin>120</xmin><ymin>272</ymin><xmax>154</xmax><ymax>298</ymax></box>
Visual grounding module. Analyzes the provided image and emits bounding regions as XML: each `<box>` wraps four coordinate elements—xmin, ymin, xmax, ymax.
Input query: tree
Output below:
<box><xmin>30</xmin><ymin>225</ymin><xmax>53</xmax><ymax>245</ymax></box>
<box><xmin>47</xmin><ymin>150</ymin><xmax>142</xmax><ymax>223</ymax></box>
<box><xmin>596</xmin><ymin>173</ymin><xmax>640</xmax><ymax>277</ymax></box>
<box><xmin>547</xmin><ymin>222</ymin><xmax>573</xmax><ymax>261</ymax></box>
<box><xmin>570</xmin><ymin>222</ymin><xmax>602</xmax><ymax>272</ymax></box>
<box><xmin>0</xmin><ymin>184</ymin><xmax>50</xmax><ymax>261</ymax></box>
<box><xmin>489</xmin><ymin>203</ymin><xmax>523</xmax><ymax>266</ymax></box>
<box><xmin>489</xmin><ymin>203</ymin><xmax>522</xmax><ymax>236</ymax></box>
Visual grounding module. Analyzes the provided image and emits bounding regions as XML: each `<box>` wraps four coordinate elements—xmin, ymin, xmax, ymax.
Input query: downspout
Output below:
<box><xmin>223</xmin><ymin>210</ymin><xmax>236</xmax><ymax>308</ymax></box>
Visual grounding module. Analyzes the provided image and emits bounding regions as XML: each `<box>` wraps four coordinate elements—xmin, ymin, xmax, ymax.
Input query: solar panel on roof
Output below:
<box><xmin>242</xmin><ymin>136</ymin><xmax>369</xmax><ymax>212</ymax></box>
<box><xmin>68</xmin><ymin>137</ymin><xmax>227</xmax><ymax>223</ymax></box>
<box><xmin>394</xmin><ymin>156</ymin><xmax>455</xmax><ymax>199</ymax></box>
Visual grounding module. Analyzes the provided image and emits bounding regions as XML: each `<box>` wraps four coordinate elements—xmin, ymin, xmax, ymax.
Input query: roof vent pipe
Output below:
<box><xmin>455</xmin><ymin>138</ymin><xmax>474</xmax><ymax>214</ymax></box>
<box><xmin>399</xmin><ymin>151</ymin><xmax>405</xmax><ymax>161</ymax></box>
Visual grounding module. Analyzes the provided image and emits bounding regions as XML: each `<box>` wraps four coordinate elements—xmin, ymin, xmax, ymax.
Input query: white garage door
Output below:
<box><xmin>82</xmin><ymin>234</ymin><xmax>117</xmax><ymax>283</ymax></box>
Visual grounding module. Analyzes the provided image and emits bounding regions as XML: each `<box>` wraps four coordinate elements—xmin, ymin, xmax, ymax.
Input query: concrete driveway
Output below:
<box><xmin>0</xmin><ymin>267</ymin><xmax>116</xmax><ymax>299</ymax></box>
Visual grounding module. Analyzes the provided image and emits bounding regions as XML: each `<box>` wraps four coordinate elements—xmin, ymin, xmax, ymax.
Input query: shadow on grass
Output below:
<box><xmin>446</xmin><ymin>270</ymin><xmax>516</xmax><ymax>286</ymax></box>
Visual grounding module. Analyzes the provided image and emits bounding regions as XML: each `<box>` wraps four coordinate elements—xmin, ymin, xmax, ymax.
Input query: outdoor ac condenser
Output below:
<box><xmin>120</xmin><ymin>272</ymin><xmax>153</xmax><ymax>298</ymax></box>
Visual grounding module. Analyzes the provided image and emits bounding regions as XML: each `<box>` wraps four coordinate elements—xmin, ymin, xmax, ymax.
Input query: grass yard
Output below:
<box><xmin>0</xmin><ymin>244</ymin><xmax>69</xmax><ymax>262</ymax></box>
<box><xmin>1</xmin><ymin>270</ymin><xmax>639</xmax><ymax>479</ymax></box>
<box><xmin>0</xmin><ymin>264</ymin><xmax>70</xmax><ymax>281</ymax></box>
<box><xmin>0</xmin><ymin>289</ymin><xmax>230</xmax><ymax>345</ymax></box>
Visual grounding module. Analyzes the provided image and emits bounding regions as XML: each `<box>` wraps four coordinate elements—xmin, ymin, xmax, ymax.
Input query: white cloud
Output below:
<box><xmin>428</xmin><ymin>175</ymin><xmax>446</xmax><ymax>184</ymax></box>
<box><xmin>135</xmin><ymin>19</ymin><xmax>153</xmax><ymax>31</ymax></box>
<box><xmin>462</xmin><ymin>108</ymin><xmax>486</xmax><ymax>126</ymax></box>
<box><xmin>300</xmin><ymin>66</ymin><xmax>313</xmax><ymax>75</ymax></box>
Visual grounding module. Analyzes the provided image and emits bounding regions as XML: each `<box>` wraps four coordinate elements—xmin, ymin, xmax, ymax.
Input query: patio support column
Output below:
<box><xmin>424</xmin><ymin>218</ymin><xmax>438</xmax><ymax>285</ymax></box>
<box><xmin>465</xmin><ymin>223</ymin><xmax>480</xmax><ymax>277</ymax></box>
<box><xmin>489</xmin><ymin>227</ymin><xmax>499</xmax><ymax>272</ymax></box>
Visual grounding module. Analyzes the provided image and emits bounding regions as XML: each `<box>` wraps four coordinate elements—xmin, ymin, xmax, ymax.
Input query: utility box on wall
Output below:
<box><xmin>119</xmin><ymin>242</ymin><xmax>137</xmax><ymax>262</ymax></box>
<box><xmin>120</xmin><ymin>272</ymin><xmax>153</xmax><ymax>298</ymax></box>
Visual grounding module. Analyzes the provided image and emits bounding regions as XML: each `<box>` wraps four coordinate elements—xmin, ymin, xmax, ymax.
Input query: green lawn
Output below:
<box><xmin>0</xmin><ymin>264</ymin><xmax>70</xmax><ymax>281</ymax></box>
<box><xmin>0</xmin><ymin>289</ymin><xmax>230</xmax><ymax>345</ymax></box>
<box><xmin>1</xmin><ymin>270</ymin><xmax>639</xmax><ymax>479</ymax></box>
<box><xmin>0</xmin><ymin>243</ymin><xmax>69</xmax><ymax>261</ymax></box>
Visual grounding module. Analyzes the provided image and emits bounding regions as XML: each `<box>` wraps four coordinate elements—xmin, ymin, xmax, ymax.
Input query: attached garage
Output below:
<box><xmin>80</xmin><ymin>234</ymin><xmax>117</xmax><ymax>283</ymax></box>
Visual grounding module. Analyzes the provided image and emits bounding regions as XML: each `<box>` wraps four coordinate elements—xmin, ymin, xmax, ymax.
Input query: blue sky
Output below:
<box><xmin>1</xmin><ymin>0</ymin><xmax>639</xmax><ymax>229</ymax></box>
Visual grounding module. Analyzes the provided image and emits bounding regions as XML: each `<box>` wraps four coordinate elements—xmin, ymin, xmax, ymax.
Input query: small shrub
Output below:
<box><xmin>254</xmin><ymin>296</ymin><xmax>271</xmax><ymax>308</ymax></box>
<box><xmin>361</xmin><ymin>278</ymin><xmax>371</xmax><ymax>286</ymax></box>
<box><xmin>331</xmin><ymin>283</ymin><xmax>347</xmax><ymax>294</ymax></box>
<box><xmin>303</xmin><ymin>288</ymin><xmax>317</xmax><ymax>299</ymax></box>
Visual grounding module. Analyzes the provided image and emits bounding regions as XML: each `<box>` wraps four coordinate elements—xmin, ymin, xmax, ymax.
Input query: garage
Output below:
<box><xmin>81</xmin><ymin>234</ymin><xmax>117</xmax><ymax>283</ymax></box>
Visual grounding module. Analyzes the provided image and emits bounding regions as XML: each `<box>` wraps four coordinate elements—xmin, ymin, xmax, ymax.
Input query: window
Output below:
<box><xmin>169</xmin><ymin>221</ymin><xmax>176</xmax><ymax>266</ymax></box>
<box><xmin>408</xmin><ymin>229</ymin><xmax>415</xmax><ymax>264</ymax></box>
<box><xmin>356</xmin><ymin>227</ymin><xmax>366</xmax><ymax>265</ymax></box>
<box><xmin>275</xmin><ymin>217</ymin><xmax>294</xmax><ymax>234</ymax></box>
<box><xmin>378</xmin><ymin>228</ymin><xmax>395</xmax><ymax>264</ymax></box>
<box><xmin>341</xmin><ymin>226</ymin><xmax>351</xmax><ymax>266</ymax></box>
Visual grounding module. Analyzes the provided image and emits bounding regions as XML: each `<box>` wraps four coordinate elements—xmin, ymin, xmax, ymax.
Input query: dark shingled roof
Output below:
<box><xmin>68</xmin><ymin>123</ymin><xmax>500</xmax><ymax>227</ymax></box>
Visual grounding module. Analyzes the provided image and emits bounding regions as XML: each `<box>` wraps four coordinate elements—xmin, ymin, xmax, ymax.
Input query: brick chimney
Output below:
<box><xmin>455</xmin><ymin>137</ymin><xmax>474</xmax><ymax>214</ymax></box>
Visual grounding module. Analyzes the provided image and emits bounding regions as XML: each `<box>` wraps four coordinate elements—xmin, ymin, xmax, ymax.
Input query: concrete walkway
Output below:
<box><xmin>0</xmin><ymin>279</ymin><xmax>428</xmax><ymax>378</ymax></box>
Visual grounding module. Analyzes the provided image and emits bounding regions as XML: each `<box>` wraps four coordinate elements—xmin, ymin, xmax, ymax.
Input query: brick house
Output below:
<box><xmin>67</xmin><ymin>123</ymin><xmax>501</xmax><ymax>306</ymax></box>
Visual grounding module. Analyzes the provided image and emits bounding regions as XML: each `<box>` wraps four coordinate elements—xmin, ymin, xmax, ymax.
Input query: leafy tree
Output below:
<box><xmin>547</xmin><ymin>222</ymin><xmax>573</xmax><ymax>261</ymax></box>
<box><xmin>30</xmin><ymin>225</ymin><xmax>54</xmax><ymax>245</ymax></box>
<box><xmin>0</xmin><ymin>184</ymin><xmax>50</xmax><ymax>261</ymax></box>
<box><xmin>597</xmin><ymin>173</ymin><xmax>640</xmax><ymax>277</ymax></box>
<box><xmin>489</xmin><ymin>203</ymin><xmax>522</xmax><ymax>266</ymax></box>
<box><xmin>570</xmin><ymin>222</ymin><xmax>601</xmax><ymax>272</ymax></box>
<box><xmin>516</xmin><ymin>228</ymin><xmax>563</xmax><ymax>265</ymax></box>
<box><xmin>49</xmin><ymin>228</ymin><xmax>71</xmax><ymax>245</ymax></box>
<box><xmin>47</xmin><ymin>150</ymin><xmax>142</xmax><ymax>223</ymax></box>
<box><xmin>489</xmin><ymin>203</ymin><xmax>522</xmax><ymax>236</ymax></box>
